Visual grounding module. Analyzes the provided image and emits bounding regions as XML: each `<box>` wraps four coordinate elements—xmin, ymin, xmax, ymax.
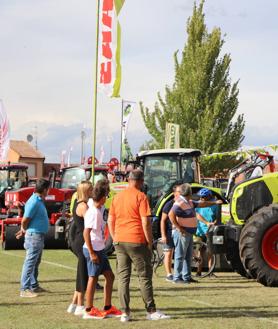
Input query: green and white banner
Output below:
<box><xmin>99</xmin><ymin>0</ymin><xmax>125</xmax><ymax>97</ymax></box>
<box><xmin>121</xmin><ymin>100</ymin><xmax>135</xmax><ymax>144</ymax></box>
<box><xmin>165</xmin><ymin>123</ymin><xmax>180</xmax><ymax>149</ymax></box>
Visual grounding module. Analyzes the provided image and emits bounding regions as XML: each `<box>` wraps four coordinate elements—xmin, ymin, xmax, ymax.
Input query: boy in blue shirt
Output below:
<box><xmin>195</xmin><ymin>188</ymin><xmax>218</xmax><ymax>276</ymax></box>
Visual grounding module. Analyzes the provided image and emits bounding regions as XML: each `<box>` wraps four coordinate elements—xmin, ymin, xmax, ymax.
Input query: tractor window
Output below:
<box><xmin>1</xmin><ymin>169</ymin><xmax>28</xmax><ymax>191</ymax></box>
<box><xmin>143</xmin><ymin>156</ymin><xmax>179</xmax><ymax>209</ymax></box>
<box><xmin>181</xmin><ymin>157</ymin><xmax>198</xmax><ymax>183</ymax></box>
<box><xmin>60</xmin><ymin>168</ymin><xmax>86</xmax><ymax>189</ymax></box>
<box><xmin>0</xmin><ymin>170</ymin><xmax>8</xmax><ymax>193</ymax></box>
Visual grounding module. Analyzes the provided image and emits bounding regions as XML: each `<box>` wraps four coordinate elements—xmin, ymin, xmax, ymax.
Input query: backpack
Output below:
<box><xmin>65</xmin><ymin>217</ymin><xmax>76</xmax><ymax>249</ymax></box>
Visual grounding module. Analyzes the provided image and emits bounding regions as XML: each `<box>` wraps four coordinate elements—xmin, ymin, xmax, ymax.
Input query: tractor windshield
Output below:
<box><xmin>60</xmin><ymin>168</ymin><xmax>87</xmax><ymax>189</ymax></box>
<box><xmin>60</xmin><ymin>167</ymin><xmax>108</xmax><ymax>189</ymax></box>
<box><xmin>143</xmin><ymin>155</ymin><xmax>195</xmax><ymax>209</ymax></box>
<box><xmin>0</xmin><ymin>169</ymin><xmax>28</xmax><ymax>193</ymax></box>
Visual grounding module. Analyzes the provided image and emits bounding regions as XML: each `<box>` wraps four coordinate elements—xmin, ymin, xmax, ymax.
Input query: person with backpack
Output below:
<box><xmin>67</xmin><ymin>181</ymin><xmax>93</xmax><ymax>316</ymax></box>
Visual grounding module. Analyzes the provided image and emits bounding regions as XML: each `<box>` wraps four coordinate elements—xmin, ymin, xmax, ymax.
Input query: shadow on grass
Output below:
<box><xmin>7</xmin><ymin>278</ymin><xmax>75</xmax><ymax>285</ymax></box>
<box><xmin>155</xmin><ymin>284</ymin><xmax>253</xmax><ymax>291</ymax></box>
<box><xmin>157</xmin><ymin>306</ymin><xmax>277</xmax><ymax>319</ymax></box>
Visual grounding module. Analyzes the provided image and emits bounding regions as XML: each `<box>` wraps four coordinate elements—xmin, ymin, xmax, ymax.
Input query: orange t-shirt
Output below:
<box><xmin>109</xmin><ymin>187</ymin><xmax>151</xmax><ymax>243</ymax></box>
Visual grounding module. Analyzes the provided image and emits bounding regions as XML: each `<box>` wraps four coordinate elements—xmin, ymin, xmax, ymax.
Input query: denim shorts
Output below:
<box><xmin>83</xmin><ymin>248</ymin><xmax>111</xmax><ymax>277</ymax></box>
<box><xmin>163</xmin><ymin>230</ymin><xmax>174</xmax><ymax>251</ymax></box>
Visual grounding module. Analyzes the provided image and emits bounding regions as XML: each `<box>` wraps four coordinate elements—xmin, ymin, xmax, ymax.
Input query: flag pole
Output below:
<box><xmin>91</xmin><ymin>0</ymin><xmax>101</xmax><ymax>181</ymax></box>
<box><xmin>120</xmin><ymin>99</ymin><xmax>124</xmax><ymax>169</ymax></box>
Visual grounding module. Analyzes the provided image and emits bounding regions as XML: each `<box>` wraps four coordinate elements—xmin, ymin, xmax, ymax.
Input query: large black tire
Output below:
<box><xmin>2</xmin><ymin>225</ymin><xmax>23</xmax><ymax>250</ymax></box>
<box><xmin>226</xmin><ymin>241</ymin><xmax>251</xmax><ymax>278</ymax></box>
<box><xmin>239</xmin><ymin>204</ymin><xmax>278</xmax><ymax>287</ymax></box>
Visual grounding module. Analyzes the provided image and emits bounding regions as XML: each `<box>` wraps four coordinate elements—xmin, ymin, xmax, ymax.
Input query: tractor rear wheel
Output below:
<box><xmin>239</xmin><ymin>204</ymin><xmax>278</xmax><ymax>287</ymax></box>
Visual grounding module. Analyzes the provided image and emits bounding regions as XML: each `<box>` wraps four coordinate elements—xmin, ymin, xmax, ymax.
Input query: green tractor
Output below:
<box><xmin>135</xmin><ymin>148</ymin><xmax>224</xmax><ymax>239</ymax></box>
<box><xmin>208</xmin><ymin>152</ymin><xmax>278</xmax><ymax>287</ymax></box>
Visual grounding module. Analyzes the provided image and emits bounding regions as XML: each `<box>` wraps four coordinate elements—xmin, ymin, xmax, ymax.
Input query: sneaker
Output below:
<box><xmin>20</xmin><ymin>290</ymin><xmax>38</xmax><ymax>298</ymax></box>
<box><xmin>83</xmin><ymin>307</ymin><xmax>106</xmax><ymax>319</ymax></box>
<box><xmin>120</xmin><ymin>313</ymin><xmax>131</xmax><ymax>322</ymax></box>
<box><xmin>172</xmin><ymin>279</ymin><xmax>184</xmax><ymax>284</ymax></box>
<box><xmin>67</xmin><ymin>303</ymin><xmax>77</xmax><ymax>314</ymax></box>
<box><xmin>74</xmin><ymin>305</ymin><xmax>86</xmax><ymax>316</ymax></box>
<box><xmin>32</xmin><ymin>286</ymin><xmax>47</xmax><ymax>293</ymax></box>
<box><xmin>165</xmin><ymin>274</ymin><xmax>173</xmax><ymax>282</ymax></box>
<box><xmin>195</xmin><ymin>272</ymin><xmax>202</xmax><ymax>277</ymax></box>
<box><xmin>146</xmin><ymin>310</ymin><xmax>170</xmax><ymax>320</ymax></box>
<box><xmin>187</xmin><ymin>277</ymin><xmax>199</xmax><ymax>283</ymax></box>
<box><xmin>104</xmin><ymin>305</ymin><xmax>122</xmax><ymax>318</ymax></box>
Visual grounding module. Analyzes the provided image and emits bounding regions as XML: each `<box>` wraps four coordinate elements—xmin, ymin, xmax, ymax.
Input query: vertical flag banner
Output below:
<box><xmin>0</xmin><ymin>100</ymin><xmax>10</xmax><ymax>161</ymax></box>
<box><xmin>121</xmin><ymin>100</ymin><xmax>135</xmax><ymax>144</ymax></box>
<box><xmin>99</xmin><ymin>0</ymin><xmax>125</xmax><ymax>97</ymax></box>
<box><xmin>165</xmin><ymin>123</ymin><xmax>180</xmax><ymax>149</ymax></box>
<box><xmin>121</xmin><ymin>100</ymin><xmax>135</xmax><ymax>164</ymax></box>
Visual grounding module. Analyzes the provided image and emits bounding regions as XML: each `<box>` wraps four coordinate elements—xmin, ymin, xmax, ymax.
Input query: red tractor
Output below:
<box><xmin>0</xmin><ymin>162</ymin><xmax>29</xmax><ymax>213</ymax></box>
<box><xmin>0</xmin><ymin>164</ymin><xmax>109</xmax><ymax>250</ymax></box>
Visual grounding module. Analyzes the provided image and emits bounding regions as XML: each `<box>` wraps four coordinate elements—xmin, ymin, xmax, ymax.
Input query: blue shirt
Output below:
<box><xmin>24</xmin><ymin>193</ymin><xmax>49</xmax><ymax>234</ymax></box>
<box><xmin>196</xmin><ymin>205</ymin><xmax>217</xmax><ymax>236</ymax></box>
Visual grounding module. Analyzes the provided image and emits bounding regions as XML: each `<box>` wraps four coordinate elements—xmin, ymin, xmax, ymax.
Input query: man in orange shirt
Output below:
<box><xmin>108</xmin><ymin>169</ymin><xmax>170</xmax><ymax>322</ymax></box>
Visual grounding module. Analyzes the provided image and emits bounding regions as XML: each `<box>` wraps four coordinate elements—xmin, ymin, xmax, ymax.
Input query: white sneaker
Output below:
<box><xmin>20</xmin><ymin>290</ymin><xmax>38</xmax><ymax>298</ymax></box>
<box><xmin>120</xmin><ymin>313</ymin><xmax>131</xmax><ymax>322</ymax></box>
<box><xmin>67</xmin><ymin>303</ymin><xmax>77</xmax><ymax>314</ymax></box>
<box><xmin>74</xmin><ymin>305</ymin><xmax>86</xmax><ymax>316</ymax></box>
<box><xmin>146</xmin><ymin>310</ymin><xmax>170</xmax><ymax>320</ymax></box>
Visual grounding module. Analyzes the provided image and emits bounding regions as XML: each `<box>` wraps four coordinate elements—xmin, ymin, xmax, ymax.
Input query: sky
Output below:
<box><xmin>0</xmin><ymin>0</ymin><xmax>278</xmax><ymax>163</ymax></box>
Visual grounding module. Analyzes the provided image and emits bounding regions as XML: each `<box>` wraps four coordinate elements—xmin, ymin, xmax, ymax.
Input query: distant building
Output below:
<box><xmin>7</xmin><ymin>140</ymin><xmax>45</xmax><ymax>178</ymax></box>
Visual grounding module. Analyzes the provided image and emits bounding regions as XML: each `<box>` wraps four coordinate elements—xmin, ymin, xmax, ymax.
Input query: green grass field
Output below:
<box><xmin>0</xmin><ymin>249</ymin><xmax>277</xmax><ymax>329</ymax></box>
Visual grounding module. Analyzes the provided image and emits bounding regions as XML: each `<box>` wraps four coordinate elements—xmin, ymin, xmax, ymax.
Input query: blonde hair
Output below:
<box><xmin>76</xmin><ymin>180</ymin><xmax>93</xmax><ymax>203</ymax></box>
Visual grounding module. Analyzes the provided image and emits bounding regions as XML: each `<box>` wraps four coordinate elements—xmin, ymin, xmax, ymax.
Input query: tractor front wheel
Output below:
<box><xmin>239</xmin><ymin>204</ymin><xmax>278</xmax><ymax>287</ymax></box>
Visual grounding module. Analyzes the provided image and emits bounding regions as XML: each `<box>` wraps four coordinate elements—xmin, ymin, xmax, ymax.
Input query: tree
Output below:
<box><xmin>140</xmin><ymin>0</ymin><xmax>245</xmax><ymax>154</ymax></box>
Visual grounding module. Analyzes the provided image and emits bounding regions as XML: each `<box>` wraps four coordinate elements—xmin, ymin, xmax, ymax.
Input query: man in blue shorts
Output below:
<box><xmin>18</xmin><ymin>178</ymin><xmax>50</xmax><ymax>297</ymax></box>
<box><xmin>160</xmin><ymin>184</ymin><xmax>181</xmax><ymax>282</ymax></box>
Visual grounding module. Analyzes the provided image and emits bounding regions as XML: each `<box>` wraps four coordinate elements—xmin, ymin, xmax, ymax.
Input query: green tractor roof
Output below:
<box><xmin>138</xmin><ymin>148</ymin><xmax>202</xmax><ymax>158</ymax></box>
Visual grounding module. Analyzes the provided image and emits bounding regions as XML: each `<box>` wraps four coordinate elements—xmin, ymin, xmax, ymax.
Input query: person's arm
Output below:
<box><xmin>83</xmin><ymin>205</ymin><xmax>99</xmax><ymax>264</ymax></box>
<box><xmin>15</xmin><ymin>217</ymin><xmax>31</xmax><ymax>239</ymax></box>
<box><xmin>197</xmin><ymin>199</ymin><xmax>223</xmax><ymax>208</ymax></box>
<box><xmin>142</xmin><ymin>216</ymin><xmax>153</xmax><ymax>250</ymax></box>
<box><xmin>196</xmin><ymin>212</ymin><xmax>213</xmax><ymax>227</ymax></box>
<box><xmin>160</xmin><ymin>212</ymin><xmax>168</xmax><ymax>244</ymax></box>
<box><xmin>83</xmin><ymin>228</ymin><xmax>99</xmax><ymax>264</ymax></box>
<box><xmin>16</xmin><ymin>198</ymin><xmax>38</xmax><ymax>239</ymax></box>
<box><xmin>168</xmin><ymin>209</ymin><xmax>186</xmax><ymax>235</ymax></box>
<box><xmin>107</xmin><ymin>199</ymin><xmax>116</xmax><ymax>240</ymax></box>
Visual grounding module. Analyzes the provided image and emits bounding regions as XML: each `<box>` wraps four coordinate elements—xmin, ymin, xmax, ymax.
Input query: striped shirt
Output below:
<box><xmin>172</xmin><ymin>196</ymin><xmax>199</xmax><ymax>234</ymax></box>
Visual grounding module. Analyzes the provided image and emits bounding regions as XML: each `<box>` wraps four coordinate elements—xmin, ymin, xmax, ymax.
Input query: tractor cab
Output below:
<box><xmin>0</xmin><ymin>163</ymin><xmax>28</xmax><ymax>209</ymax></box>
<box><xmin>60</xmin><ymin>164</ymin><xmax>109</xmax><ymax>190</ymax></box>
<box><xmin>137</xmin><ymin>148</ymin><xmax>202</xmax><ymax>212</ymax></box>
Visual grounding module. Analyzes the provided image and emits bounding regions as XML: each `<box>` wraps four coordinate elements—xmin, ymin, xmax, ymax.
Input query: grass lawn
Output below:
<box><xmin>0</xmin><ymin>249</ymin><xmax>278</xmax><ymax>329</ymax></box>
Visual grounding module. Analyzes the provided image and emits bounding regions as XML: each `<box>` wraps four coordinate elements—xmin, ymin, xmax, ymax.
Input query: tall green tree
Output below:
<box><xmin>140</xmin><ymin>0</ymin><xmax>245</xmax><ymax>154</ymax></box>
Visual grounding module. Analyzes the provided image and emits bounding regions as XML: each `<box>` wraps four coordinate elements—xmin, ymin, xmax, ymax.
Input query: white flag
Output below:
<box><xmin>121</xmin><ymin>100</ymin><xmax>135</xmax><ymax>144</ymax></box>
<box><xmin>0</xmin><ymin>100</ymin><xmax>10</xmax><ymax>161</ymax></box>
